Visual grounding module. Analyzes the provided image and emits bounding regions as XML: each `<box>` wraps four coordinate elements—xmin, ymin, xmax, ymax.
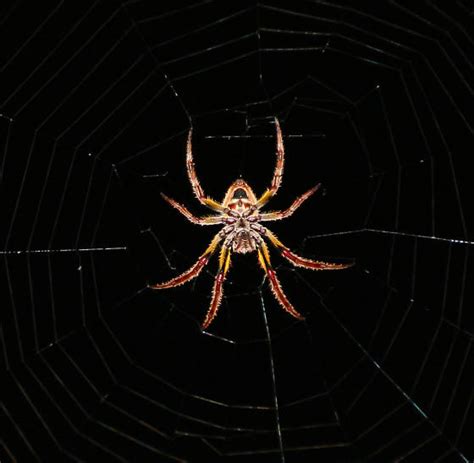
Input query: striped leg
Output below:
<box><xmin>202</xmin><ymin>245</ymin><xmax>232</xmax><ymax>329</ymax></box>
<box><xmin>186</xmin><ymin>128</ymin><xmax>225</xmax><ymax>212</ymax></box>
<box><xmin>265</xmin><ymin>228</ymin><xmax>353</xmax><ymax>271</ymax></box>
<box><xmin>257</xmin><ymin>241</ymin><xmax>304</xmax><ymax>320</ymax></box>
<box><xmin>259</xmin><ymin>184</ymin><xmax>321</xmax><ymax>222</ymax></box>
<box><xmin>150</xmin><ymin>232</ymin><xmax>222</xmax><ymax>289</ymax></box>
<box><xmin>256</xmin><ymin>118</ymin><xmax>285</xmax><ymax>208</ymax></box>
<box><xmin>161</xmin><ymin>193</ymin><xmax>222</xmax><ymax>225</ymax></box>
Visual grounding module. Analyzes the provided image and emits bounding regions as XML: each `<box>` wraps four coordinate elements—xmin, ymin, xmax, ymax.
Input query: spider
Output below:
<box><xmin>151</xmin><ymin>119</ymin><xmax>352</xmax><ymax>329</ymax></box>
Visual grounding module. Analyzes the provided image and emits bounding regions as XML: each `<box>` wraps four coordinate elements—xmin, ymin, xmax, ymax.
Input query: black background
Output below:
<box><xmin>1</xmin><ymin>1</ymin><xmax>473</xmax><ymax>462</ymax></box>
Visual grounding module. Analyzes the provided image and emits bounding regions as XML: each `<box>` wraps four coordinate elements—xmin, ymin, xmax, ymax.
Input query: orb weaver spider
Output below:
<box><xmin>151</xmin><ymin>119</ymin><xmax>352</xmax><ymax>329</ymax></box>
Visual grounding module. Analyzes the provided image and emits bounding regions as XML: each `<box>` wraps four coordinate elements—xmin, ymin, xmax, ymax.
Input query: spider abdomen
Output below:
<box><xmin>232</xmin><ymin>229</ymin><xmax>258</xmax><ymax>253</ymax></box>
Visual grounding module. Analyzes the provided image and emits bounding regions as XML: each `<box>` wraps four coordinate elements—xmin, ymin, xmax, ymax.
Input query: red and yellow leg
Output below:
<box><xmin>259</xmin><ymin>183</ymin><xmax>321</xmax><ymax>222</ymax></box>
<box><xmin>161</xmin><ymin>193</ymin><xmax>223</xmax><ymax>225</ymax></box>
<box><xmin>257</xmin><ymin>241</ymin><xmax>304</xmax><ymax>320</ymax></box>
<box><xmin>265</xmin><ymin>228</ymin><xmax>353</xmax><ymax>270</ymax></box>
<box><xmin>150</xmin><ymin>232</ymin><xmax>222</xmax><ymax>289</ymax></box>
<box><xmin>186</xmin><ymin>128</ymin><xmax>225</xmax><ymax>212</ymax></box>
<box><xmin>202</xmin><ymin>245</ymin><xmax>232</xmax><ymax>329</ymax></box>
<box><xmin>256</xmin><ymin>118</ymin><xmax>285</xmax><ymax>208</ymax></box>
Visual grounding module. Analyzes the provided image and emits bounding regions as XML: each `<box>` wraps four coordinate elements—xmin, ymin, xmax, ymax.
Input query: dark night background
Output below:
<box><xmin>1</xmin><ymin>1</ymin><xmax>473</xmax><ymax>462</ymax></box>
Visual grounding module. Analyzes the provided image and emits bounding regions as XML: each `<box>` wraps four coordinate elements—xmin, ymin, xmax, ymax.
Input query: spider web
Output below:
<box><xmin>1</xmin><ymin>0</ymin><xmax>473</xmax><ymax>461</ymax></box>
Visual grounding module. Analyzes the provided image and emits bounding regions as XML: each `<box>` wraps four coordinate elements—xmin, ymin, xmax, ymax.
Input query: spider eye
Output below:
<box><xmin>233</xmin><ymin>188</ymin><xmax>248</xmax><ymax>199</ymax></box>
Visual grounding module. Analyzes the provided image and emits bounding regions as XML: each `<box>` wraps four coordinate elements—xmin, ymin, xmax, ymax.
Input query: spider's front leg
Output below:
<box><xmin>186</xmin><ymin>128</ymin><xmax>225</xmax><ymax>212</ymax></box>
<box><xmin>257</xmin><ymin>241</ymin><xmax>305</xmax><ymax>321</ymax></box>
<box><xmin>202</xmin><ymin>245</ymin><xmax>232</xmax><ymax>329</ymax></box>
<box><xmin>264</xmin><ymin>227</ymin><xmax>353</xmax><ymax>270</ymax></box>
<box><xmin>150</xmin><ymin>232</ymin><xmax>222</xmax><ymax>289</ymax></box>
<box><xmin>256</xmin><ymin>118</ymin><xmax>285</xmax><ymax>208</ymax></box>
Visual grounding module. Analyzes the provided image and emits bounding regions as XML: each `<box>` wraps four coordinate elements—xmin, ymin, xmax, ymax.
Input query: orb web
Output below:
<box><xmin>0</xmin><ymin>1</ymin><xmax>473</xmax><ymax>462</ymax></box>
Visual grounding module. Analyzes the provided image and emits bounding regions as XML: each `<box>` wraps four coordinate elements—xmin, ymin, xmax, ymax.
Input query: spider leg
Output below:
<box><xmin>257</xmin><ymin>241</ymin><xmax>304</xmax><ymax>320</ymax></box>
<box><xmin>150</xmin><ymin>232</ymin><xmax>222</xmax><ymax>289</ymax></box>
<box><xmin>259</xmin><ymin>183</ymin><xmax>321</xmax><ymax>221</ymax></box>
<box><xmin>256</xmin><ymin>118</ymin><xmax>285</xmax><ymax>208</ymax></box>
<box><xmin>161</xmin><ymin>193</ymin><xmax>223</xmax><ymax>225</ymax></box>
<box><xmin>202</xmin><ymin>245</ymin><xmax>232</xmax><ymax>329</ymax></box>
<box><xmin>264</xmin><ymin>227</ymin><xmax>353</xmax><ymax>270</ymax></box>
<box><xmin>186</xmin><ymin>128</ymin><xmax>226</xmax><ymax>212</ymax></box>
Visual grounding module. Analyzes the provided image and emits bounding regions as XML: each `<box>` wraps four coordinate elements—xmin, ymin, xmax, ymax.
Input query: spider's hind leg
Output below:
<box><xmin>264</xmin><ymin>227</ymin><xmax>353</xmax><ymax>271</ymax></box>
<box><xmin>150</xmin><ymin>232</ymin><xmax>222</xmax><ymax>289</ymax></box>
<box><xmin>257</xmin><ymin>241</ymin><xmax>304</xmax><ymax>321</ymax></box>
<box><xmin>202</xmin><ymin>245</ymin><xmax>232</xmax><ymax>329</ymax></box>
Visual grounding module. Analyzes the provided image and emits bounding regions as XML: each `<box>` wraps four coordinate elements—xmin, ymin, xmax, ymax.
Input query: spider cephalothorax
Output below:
<box><xmin>151</xmin><ymin>119</ymin><xmax>352</xmax><ymax>329</ymax></box>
